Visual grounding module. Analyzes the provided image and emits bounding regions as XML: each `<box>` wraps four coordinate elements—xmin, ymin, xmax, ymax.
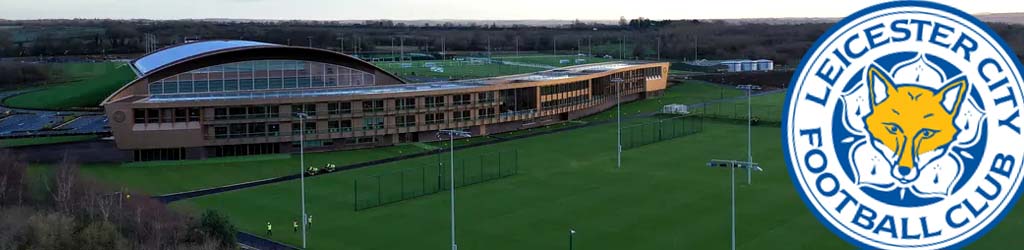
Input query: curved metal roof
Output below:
<box><xmin>103</xmin><ymin>43</ymin><xmax>408</xmax><ymax>105</ymax></box>
<box><xmin>131</xmin><ymin>40</ymin><xmax>277</xmax><ymax>75</ymax></box>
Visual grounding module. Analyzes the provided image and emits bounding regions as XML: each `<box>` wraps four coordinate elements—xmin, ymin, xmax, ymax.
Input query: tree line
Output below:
<box><xmin>0</xmin><ymin>151</ymin><xmax>237</xmax><ymax>250</ymax></box>
<box><xmin>2</xmin><ymin>18</ymin><xmax>1024</xmax><ymax>68</ymax></box>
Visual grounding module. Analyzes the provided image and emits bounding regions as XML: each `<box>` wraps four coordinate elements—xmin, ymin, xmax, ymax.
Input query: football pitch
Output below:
<box><xmin>372</xmin><ymin>55</ymin><xmax>615</xmax><ymax>81</ymax></box>
<box><xmin>3</xmin><ymin>62</ymin><xmax>136</xmax><ymax>109</ymax></box>
<box><xmin>81</xmin><ymin>81</ymin><xmax>1023</xmax><ymax>249</ymax></box>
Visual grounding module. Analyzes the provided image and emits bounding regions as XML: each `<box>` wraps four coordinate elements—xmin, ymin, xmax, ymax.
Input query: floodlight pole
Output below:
<box><xmin>296</xmin><ymin>112</ymin><xmax>309</xmax><ymax>249</ymax></box>
<box><xmin>730</xmin><ymin>160</ymin><xmax>735</xmax><ymax>250</ymax></box>
<box><xmin>438</xmin><ymin>129</ymin><xmax>471</xmax><ymax>250</ymax></box>
<box><xmin>569</xmin><ymin>229</ymin><xmax>576</xmax><ymax>250</ymax></box>
<box><xmin>612</xmin><ymin>77</ymin><xmax>625</xmax><ymax>169</ymax></box>
<box><xmin>736</xmin><ymin>85</ymin><xmax>760</xmax><ymax>185</ymax></box>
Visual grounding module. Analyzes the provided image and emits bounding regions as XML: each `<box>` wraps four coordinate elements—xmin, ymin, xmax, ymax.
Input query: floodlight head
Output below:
<box><xmin>437</xmin><ymin>129</ymin><xmax>472</xmax><ymax>138</ymax></box>
<box><xmin>611</xmin><ymin>77</ymin><xmax>624</xmax><ymax>83</ymax></box>
<box><xmin>294</xmin><ymin>112</ymin><xmax>310</xmax><ymax>119</ymax></box>
<box><xmin>570</xmin><ymin>229</ymin><xmax>576</xmax><ymax>234</ymax></box>
<box><xmin>735</xmin><ymin>84</ymin><xmax>762</xmax><ymax>90</ymax></box>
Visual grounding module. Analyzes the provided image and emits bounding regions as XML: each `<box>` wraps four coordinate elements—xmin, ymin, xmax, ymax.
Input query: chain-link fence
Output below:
<box><xmin>354</xmin><ymin>149</ymin><xmax>519</xmax><ymax>210</ymax></box>
<box><xmin>693</xmin><ymin>100</ymin><xmax>784</xmax><ymax>126</ymax></box>
<box><xmin>622</xmin><ymin>115</ymin><xmax>704</xmax><ymax>150</ymax></box>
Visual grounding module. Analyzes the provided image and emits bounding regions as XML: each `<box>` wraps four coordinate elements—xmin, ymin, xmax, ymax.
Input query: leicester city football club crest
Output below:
<box><xmin>784</xmin><ymin>1</ymin><xmax>1024</xmax><ymax>249</ymax></box>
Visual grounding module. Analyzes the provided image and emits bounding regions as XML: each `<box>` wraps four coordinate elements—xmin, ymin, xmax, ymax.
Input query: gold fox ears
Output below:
<box><xmin>866</xmin><ymin>65</ymin><xmax>969</xmax><ymax>116</ymax></box>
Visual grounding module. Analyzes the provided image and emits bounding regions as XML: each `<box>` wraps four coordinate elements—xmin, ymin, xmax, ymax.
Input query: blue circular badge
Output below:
<box><xmin>783</xmin><ymin>1</ymin><xmax>1024</xmax><ymax>249</ymax></box>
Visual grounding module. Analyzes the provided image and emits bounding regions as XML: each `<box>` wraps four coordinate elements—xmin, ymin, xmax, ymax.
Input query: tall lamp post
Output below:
<box><xmin>295</xmin><ymin>112</ymin><xmax>310</xmax><ymax>249</ymax></box>
<box><xmin>736</xmin><ymin>84</ymin><xmax>761</xmax><ymax>185</ymax></box>
<box><xmin>437</xmin><ymin>129</ymin><xmax>471</xmax><ymax>250</ymax></box>
<box><xmin>612</xmin><ymin>77</ymin><xmax>625</xmax><ymax>169</ymax></box>
<box><xmin>569</xmin><ymin>228</ymin><xmax>576</xmax><ymax>250</ymax></box>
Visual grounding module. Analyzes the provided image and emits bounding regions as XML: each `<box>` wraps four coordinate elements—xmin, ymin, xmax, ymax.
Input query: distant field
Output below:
<box><xmin>494</xmin><ymin>55</ymin><xmax>614</xmax><ymax>67</ymax></box>
<box><xmin>373</xmin><ymin>55</ymin><xmax>618</xmax><ymax>82</ymax></box>
<box><xmin>698</xmin><ymin>91</ymin><xmax>787</xmax><ymax>123</ymax></box>
<box><xmin>581</xmin><ymin>80</ymin><xmax>744</xmax><ymax>122</ymax></box>
<box><xmin>374</xmin><ymin>59</ymin><xmax>540</xmax><ymax>81</ymax></box>
<box><xmin>3</xmin><ymin>62</ymin><xmax>136</xmax><ymax>109</ymax></box>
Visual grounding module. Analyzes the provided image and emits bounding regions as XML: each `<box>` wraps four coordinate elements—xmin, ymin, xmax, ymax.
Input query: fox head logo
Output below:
<box><xmin>863</xmin><ymin>65</ymin><xmax>968</xmax><ymax>184</ymax></box>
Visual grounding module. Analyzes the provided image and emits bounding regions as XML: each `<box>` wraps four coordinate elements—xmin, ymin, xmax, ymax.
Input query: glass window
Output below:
<box><xmin>149</xmin><ymin>82</ymin><xmax>163</xmax><ymax>94</ymax></box>
<box><xmin>193</xmin><ymin>80</ymin><xmax>208</xmax><ymax>93</ymax></box>
<box><xmin>268</xmin><ymin>124</ymin><xmax>280</xmax><ymax>136</ymax></box>
<box><xmin>214</xmin><ymin>108</ymin><xmax>227</xmax><ymax>120</ymax></box>
<box><xmin>362</xmin><ymin>100</ymin><xmax>384</xmax><ymax>112</ymax></box>
<box><xmin>224</xmin><ymin>79</ymin><xmax>239</xmax><ymax>91</ymax></box>
<box><xmin>214</xmin><ymin>126</ymin><xmax>228</xmax><ymax>139</ymax></box>
<box><xmin>478</xmin><ymin>108</ymin><xmax>495</xmax><ymax>119</ymax></box>
<box><xmin>453</xmin><ymin>110</ymin><xmax>471</xmax><ymax>121</ymax></box>
<box><xmin>397</xmin><ymin>115</ymin><xmax>416</xmax><ymax>127</ymax></box>
<box><xmin>426</xmin><ymin>96</ymin><xmax>445</xmax><ymax>108</ymax></box>
<box><xmin>283</xmin><ymin>77</ymin><xmax>297</xmax><ymax>89</ymax></box>
<box><xmin>297</xmin><ymin>77</ymin><xmax>311</xmax><ymax>88</ymax></box>
<box><xmin>174</xmin><ymin>108</ymin><xmax>187</xmax><ymax>122</ymax></box>
<box><xmin>188</xmin><ymin>108</ymin><xmax>200</xmax><ymax>122</ymax></box>
<box><xmin>254</xmin><ymin>78</ymin><xmax>269</xmax><ymax>90</ymax></box>
<box><xmin>339</xmin><ymin>102</ymin><xmax>351</xmax><ymax>113</ymax></box>
<box><xmin>397</xmin><ymin>98</ymin><xmax>416</xmax><ymax>110</ymax></box>
<box><xmin>305</xmin><ymin>122</ymin><xmax>316</xmax><ymax>134</ymax></box>
<box><xmin>268</xmin><ymin>78</ymin><xmax>283</xmax><ymax>89</ymax></box>
<box><xmin>162</xmin><ymin>81</ymin><xmax>178</xmax><ymax>94</ymax></box>
<box><xmin>146</xmin><ymin>109</ymin><xmax>159</xmax><ymax>123</ymax></box>
<box><xmin>362</xmin><ymin>117</ymin><xmax>384</xmax><ymax>130</ymax></box>
<box><xmin>453</xmin><ymin>94</ymin><xmax>471</xmax><ymax>105</ymax></box>
<box><xmin>426</xmin><ymin>113</ymin><xmax>445</xmax><ymax>124</ymax></box>
<box><xmin>478</xmin><ymin>92</ymin><xmax>494</xmax><ymax>102</ymax></box>
<box><xmin>229</xmin><ymin>123</ymin><xmax>245</xmax><ymax>137</ymax></box>
<box><xmin>306</xmin><ymin>104</ymin><xmax>317</xmax><ymax>116</ymax></box>
<box><xmin>133</xmin><ymin>109</ymin><xmax>146</xmax><ymax>124</ymax></box>
<box><xmin>177</xmin><ymin>80</ymin><xmax>193</xmax><ymax>93</ymax></box>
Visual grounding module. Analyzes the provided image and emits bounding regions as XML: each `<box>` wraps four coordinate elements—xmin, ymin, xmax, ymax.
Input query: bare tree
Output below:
<box><xmin>0</xmin><ymin>150</ymin><xmax>28</xmax><ymax>207</ymax></box>
<box><xmin>50</xmin><ymin>155</ymin><xmax>79</xmax><ymax>213</ymax></box>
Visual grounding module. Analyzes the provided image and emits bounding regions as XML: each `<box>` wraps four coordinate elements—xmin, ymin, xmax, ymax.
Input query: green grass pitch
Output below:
<box><xmin>3</xmin><ymin>62</ymin><xmax>136</xmax><ymax>109</ymax></box>
<box><xmin>78</xmin><ymin>80</ymin><xmax>1024</xmax><ymax>249</ymax></box>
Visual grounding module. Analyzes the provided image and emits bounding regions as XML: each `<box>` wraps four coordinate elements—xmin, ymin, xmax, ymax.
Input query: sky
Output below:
<box><xmin>1</xmin><ymin>0</ymin><xmax>1023</xmax><ymax>20</ymax></box>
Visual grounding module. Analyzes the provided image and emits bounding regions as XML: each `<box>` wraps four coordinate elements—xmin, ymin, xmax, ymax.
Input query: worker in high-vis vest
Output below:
<box><xmin>307</xmin><ymin>214</ymin><xmax>313</xmax><ymax>229</ymax></box>
<box><xmin>293</xmin><ymin>220</ymin><xmax>298</xmax><ymax>232</ymax></box>
<box><xmin>266</xmin><ymin>222</ymin><xmax>272</xmax><ymax>236</ymax></box>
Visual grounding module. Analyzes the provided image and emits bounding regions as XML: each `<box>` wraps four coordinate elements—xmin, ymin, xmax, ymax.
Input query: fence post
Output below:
<box><xmin>514</xmin><ymin>149</ymin><xmax>519</xmax><ymax>174</ymax></box>
<box><xmin>377</xmin><ymin>175</ymin><xmax>383</xmax><ymax>206</ymax></box>
<box><xmin>401</xmin><ymin>169</ymin><xmax>405</xmax><ymax>200</ymax></box>
<box><xmin>440</xmin><ymin>160</ymin><xmax>445</xmax><ymax>190</ymax></box>
<box><xmin>672</xmin><ymin>117</ymin><xmax>678</xmax><ymax>138</ymax></box>
<box><xmin>662</xmin><ymin>119</ymin><xmax>667</xmax><ymax>140</ymax></box>
<box><xmin>354</xmin><ymin>178</ymin><xmax>358</xmax><ymax>210</ymax></box>
<box><xmin>422</xmin><ymin>165</ymin><xmax>426</xmax><ymax>195</ymax></box>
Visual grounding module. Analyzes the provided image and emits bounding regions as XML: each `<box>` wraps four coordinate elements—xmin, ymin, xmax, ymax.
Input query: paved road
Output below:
<box><xmin>0</xmin><ymin>114</ymin><xmax>63</xmax><ymax>136</ymax></box>
<box><xmin>55</xmin><ymin>115</ymin><xmax>109</xmax><ymax>134</ymax></box>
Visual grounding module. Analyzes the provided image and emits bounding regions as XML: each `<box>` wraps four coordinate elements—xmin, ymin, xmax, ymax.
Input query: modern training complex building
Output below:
<box><xmin>101</xmin><ymin>40</ymin><xmax>669</xmax><ymax>161</ymax></box>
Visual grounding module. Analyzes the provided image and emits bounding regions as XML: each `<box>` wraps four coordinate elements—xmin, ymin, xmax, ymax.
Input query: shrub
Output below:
<box><xmin>196</xmin><ymin>209</ymin><xmax>237</xmax><ymax>249</ymax></box>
